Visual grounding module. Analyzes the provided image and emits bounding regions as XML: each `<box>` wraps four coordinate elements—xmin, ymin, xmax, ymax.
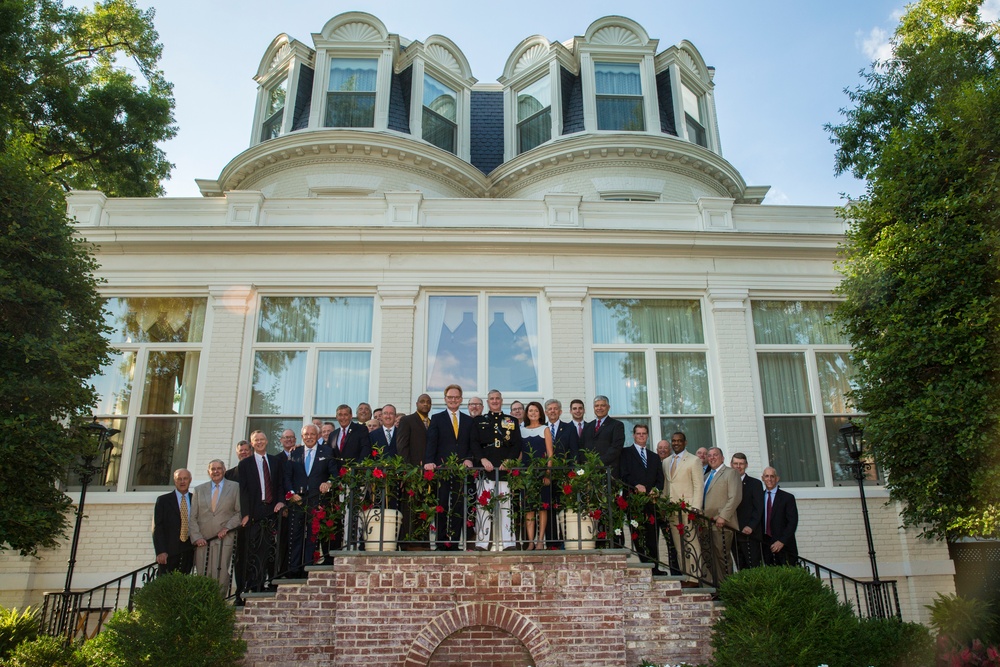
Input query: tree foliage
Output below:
<box><xmin>0</xmin><ymin>0</ymin><xmax>175</xmax><ymax>555</ymax></box>
<box><xmin>828</xmin><ymin>0</ymin><xmax>1000</xmax><ymax>539</ymax></box>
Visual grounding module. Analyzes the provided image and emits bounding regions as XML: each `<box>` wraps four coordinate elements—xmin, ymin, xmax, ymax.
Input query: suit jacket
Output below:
<box><xmin>764</xmin><ymin>487</ymin><xmax>798</xmax><ymax>549</ymax></box>
<box><xmin>188</xmin><ymin>479</ymin><xmax>241</xmax><ymax>542</ymax></box>
<box><xmin>579</xmin><ymin>416</ymin><xmax>626</xmax><ymax>477</ymax></box>
<box><xmin>736</xmin><ymin>474</ymin><xmax>765</xmax><ymax>534</ymax></box>
<box><xmin>397</xmin><ymin>412</ymin><xmax>429</xmax><ymax>467</ymax></box>
<box><xmin>663</xmin><ymin>450</ymin><xmax>704</xmax><ymax>510</ymax></box>
<box><xmin>223</xmin><ymin>466</ymin><xmax>240</xmax><ymax>483</ymax></box>
<box><xmin>331</xmin><ymin>422</ymin><xmax>369</xmax><ymax>465</ymax></box>
<box><xmin>284</xmin><ymin>444</ymin><xmax>336</xmax><ymax>501</ymax></box>
<box><xmin>424</xmin><ymin>409</ymin><xmax>473</xmax><ymax>465</ymax></box>
<box><xmin>152</xmin><ymin>490</ymin><xmax>192</xmax><ymax>556</ymax></box>
<box><xmin>369</xmin><ymin>426</ymin><xmax>399</xmax><ymax>459</ymax></box>
<box><xmin>548</xmin><ymin>420</ymin><xmax>579</xmax><ymax>460</ymax></box>
<box><xmin>703</xmin><ymin>464</ymin><xmax>742</xmax><ymax>529</ymax></box>
<box><xmin>471</xmin><ymin>412</ymin><xmax>523</xmax><ymax>467</ymax></box>
<box><xmin>619</xmin><ymin>445</ymin><xmax>664</xmax><ymax>494</ymax></box>
<box><xmin>238</xmin><ymin>453</ymin><xmax>285</xmax><ymax>520</ymax></box>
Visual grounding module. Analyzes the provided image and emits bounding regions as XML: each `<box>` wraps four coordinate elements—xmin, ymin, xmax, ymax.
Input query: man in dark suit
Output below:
<box><xmin>731</xmin><ymin>452</ymin><xmax>764</xmax><ymax>570</ymax></box>
<box><xmin>579</xmin><ymin>395</ymin><xmax>625</xmax><ymax>478</ymax></box>
<box><xmin>424</xmin><ymin>384</ymin><xmax>474</xmax><ymax>549</ymax></box>
<box><xmin>223</xmin><ymin>439</ymin><xmax>251</xmax><ymax>601</ymax></box>
<box><xmin>619</xmin><ymin>425</ymin><xmax>665</xmax><ymax>571</ymax></box>
<box><xmin>152</xmin><ymin>468</ymin><xmax>194</xmax><ymax>575</ymax></box>
<box><xmin>398</xmin><ymin>394</ymin><xmax>432</xmax><ymax>549</ymax></box>
<box><xmin>238</xmin><ymin>430</ymin><xmax>286</xmax><ymax>592</ymax></box>
<box><xmin>369</xmin><ymin>404</ymin><xmax>399</xmax><ymax>458</ymax></box>
<box><xmin>761</xmin><ymin>467</ymin><xmax>798</xmax><ymax>567</ymax></box>
<box><xmin>543</xmin><ymin>398</ymin><xmax>579</xmax><ymax>547</ymax></box>
<box><xmin>224</xmin><ymin>440</ymin><xmax>252</xmax><ymax>482</ymax></box>
<box><xmin>331</xmin><ymin>404</ymin><xmax>368</xmax><ymax>465</ymax></box>
<box><xmin>283</xmin><ymin>424</ymin><xmax>335</xmax><ymax>576</ymax></box>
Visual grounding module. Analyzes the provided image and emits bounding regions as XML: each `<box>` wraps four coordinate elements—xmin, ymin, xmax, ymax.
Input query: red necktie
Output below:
<box><xmin>765</xmin><ymin>491</ymin><xmax>773</xmax><ymax>537</ymax></box>
<box><xmin>595</xmin><ymin>418</ymin><xmax>602</xmax><ymax>433</ymax></box>
<box><xmin>262</xmin><ymin>458</ymin><xmax>273</xmax><ymax>504</ymax></box>
<box><xmin>339</xmin><ymin>429</ymin><xmax>346</xmax><ymax>452</ymax></box>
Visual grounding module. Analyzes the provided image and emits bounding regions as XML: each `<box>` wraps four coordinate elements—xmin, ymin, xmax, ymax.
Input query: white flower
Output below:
<box><xmin>614</xmin><ymin>528</ymin><xmax>622</xmax><ymax>536</ymax></box>
<box><xmin>630</xmin><ymin>519</ymin><xmax>639</xmax><ymax>527</ymax></box>
<box><xmin>575</xmin><ymin>469</ymin><xmax>585</xmax><ymax>476</ymax></box>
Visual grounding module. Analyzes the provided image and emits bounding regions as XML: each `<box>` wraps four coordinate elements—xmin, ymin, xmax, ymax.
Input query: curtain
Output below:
<box><xmin>764</xmin><ymin>416</ymin><xmax>821</xmax><ymax>485</ymax></box>
<box><xmin>328</xmin><ymin>59</ymin><xmax>377</xmax><ymax>92</ymax></box>
<box><xmin>751</xmin><ymin>301</ymin><xmax>847</xmax><ymax>345</ymax></box>
<box><xmin>315</xmin><ymin>351</ymin><xmax>371</xmax><ymax>414</ymax></box>
<box><xmin>757</xmin><ymin>352</ymin><xmax>810</xmax><ymax>414</ymax></box>
<box><xmin>257</xmin><ymin>297</ymin><xmax>373</xmax><ymax>343</ymax></box>
<box><xmin>656</xmin><ymin>352</ymin><xmax>710</xmax><ymax>414</ymax></box>
<box><xmin>593</xmin><ymin>299</ymin><xmax>703</xmax><ymax>345</ymax></box>
<box><xmin>595</xmin><ymin>63</ymin><xmax>641</xmax><ymax>95</ymax></box>
<box><xmin>594</xmin><ymin>352</ymin><xmax>647</xmax><ymax>415</ymax></box>
<box><xmin>427</xmin><ymin>296</ymin><xmax>477</xmax><ymax>391</ymax></box>
<box><xmin>816</xmin><ymin>352</ymin><xmax>856</xmax><ymax>414</ymax></box>
<box><xmin>250</xmin><ymin>350</ymin><xmax>306</xmax><ymax>414</ymax></box>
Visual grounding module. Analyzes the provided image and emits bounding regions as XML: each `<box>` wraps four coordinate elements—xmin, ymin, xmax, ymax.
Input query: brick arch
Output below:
<box><xmin>403</xmin><ymin>603</ymin><xmax>553</xmax><ymax>667</ymax></box>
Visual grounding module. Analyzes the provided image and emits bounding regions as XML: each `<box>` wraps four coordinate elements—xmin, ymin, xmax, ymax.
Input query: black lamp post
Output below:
<box><xmin>62</xmin><ymin>419</ymin><xmax>119</xmax><ymax>597</ymax></box>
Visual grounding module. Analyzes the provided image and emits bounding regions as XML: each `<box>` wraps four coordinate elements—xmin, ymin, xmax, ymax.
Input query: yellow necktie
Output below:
<box><xmin>179</xmin><ymin>494</ymin><xmax>189</xmax><ymax>542</ymax></box>
<box><xmin>211</xmin><ymin>484</ymin><xmax>219</xmax><ymax>512</ymax></box>
<box><xmin>451</xmin><ymin>412</ymin><xmax>459</xmax><ymax>438</ymax></box>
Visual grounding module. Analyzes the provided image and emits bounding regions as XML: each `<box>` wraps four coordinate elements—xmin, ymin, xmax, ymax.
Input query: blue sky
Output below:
<box><xmin>137</xmin><ymin>0</ymin><xmax>954</xmax><ymax>205</ymax></box>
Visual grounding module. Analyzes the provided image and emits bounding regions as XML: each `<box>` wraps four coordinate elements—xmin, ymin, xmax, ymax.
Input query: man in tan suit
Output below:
<box><xmin>189</xmin><ymin>459</ymin><xmax>242</xmax><ymax>595</ymax></box>
<box><xmin>702</xmin><ymin>447</ymin><xmax>742</xmax><ymax>586</ymax></box>
<box><xmin>660</xmin><ymin>432</ymin><xmax>704</xmax><ymax>577</ymax></box>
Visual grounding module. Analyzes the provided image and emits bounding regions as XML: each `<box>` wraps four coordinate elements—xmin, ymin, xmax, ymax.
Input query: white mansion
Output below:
<box><xmin>0</xmin><ymin>12</ymin><xmax>953</xmax><ymax>619</ymax></box>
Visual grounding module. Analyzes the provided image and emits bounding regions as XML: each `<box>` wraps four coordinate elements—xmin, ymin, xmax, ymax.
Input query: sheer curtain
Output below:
<box><xmin>594</xmin><ymin>352</ymin><xmax>647</xmax><ymax>415</ymax></box>
<box><xmin>258</xmin><ymin>297</ymin><xmax>373</xmax><ymax>343</ymax></box>
<box><xmin>752</xmin><ymin>301</ymin><xmax>846</xmax><ymax>345</ymax></box>
<box><xmin>757</xmin><ymin>352</ymin><xmax>820</xmax><ymax>483</ymax></box>
<box><xmin>656</xmin><ymin>352</ymin><xmax>710</xmax><ymax>414</ymax></box>
<box><xmin>328</xmin><ymin>59</ymin><xmax>377</xmax><ymax>92</ymax></box>
<box><xmin>593</xmin><ymin>299</ymin><xmax>703</xmax><ymax>345</ymax></box>
<box><xmin>315</xmin><ymin>351</ymin><xmax>371</xmax><ymax>414</ymax></box>
<box><xmin>250</xmin><ymin>350</ymin><xmax>306</xmax><ymax>414</ymax></box>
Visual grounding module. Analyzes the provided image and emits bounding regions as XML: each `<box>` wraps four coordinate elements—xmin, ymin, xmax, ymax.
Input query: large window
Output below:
<box><xmin>326</xmin><ymin>58</ymin><xmax>377</xmax><ymax>128</ymax></box>
<box><xmin>517</xmin><ymin>76</ymin><xmax>551</xmax><ymax>153</ymax></box>
<box><xmin>595</xmin><ymin>62</ymin><xmax>644</xmax><ymax>131</ymax></box>
<box><xmin>682</xmin><ymin>83</ymin><xmax>707</xmax><ymax>148</ymax></box>
<box><xmin>260</xmin><ymin>78</ymin><xmax>287</xmax><ymax>142</ymax></box>
<box><xmin>592</xmin><ymin>299</ymin><xmax>712</xmax><ymax>446</ymax></box>
<box><xmin>753</xmin><ymin>301</ymin><xmax>873</xmax><ymax>486</ymax></box>
<box><xmin>426</xmin><ymin>295</ymin><xmax>539</xmax><ymax>395</ymax></box>
<box><xmin>249</xmin><ymin>297</ymin><xmax>374</xmax><ymax>453</ymax></box>
<box><xmin>422</xmin><ymin>74</ymin><xmax>457</xmax><ymax>153</ymax></box>
<box><xmin>90</xmin><ymin>297</ymin><xmax>206</xmax><ymax>490</ymax></box>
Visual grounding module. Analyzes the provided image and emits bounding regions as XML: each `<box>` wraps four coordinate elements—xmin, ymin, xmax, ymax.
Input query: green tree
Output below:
<box><xmin>827</xmin><ymin>0</ymin><xmax>1000</xmax><ymax>539</ymax></box>
<box><xmin>0</xmin><ymin>0</ymin><xmax>175</xmax><ymax>555</ymax></box>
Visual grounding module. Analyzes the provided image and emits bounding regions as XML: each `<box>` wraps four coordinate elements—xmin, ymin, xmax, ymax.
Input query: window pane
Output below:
<box><xmin>487</xmin><ymin>296</ymin><xmax>538</xmax><ymax>393</ymax></box>
<box><xmin>825</xmin><ymin>416</ymin><xmax>879</xmax><ymax>485</ymax></box>
<box><xmin>266</xmin><ymin>79</ymin><xmax>287</xmax><ymax>116</ymax></box>
<box><xmin>247</xmin><ymin>417</ymin><xmax>304</xmax><ymax>456</ymax></box>
<box><xmin>326</xmin><ymin>92</ymin><xmax>375</xmax><ymax>127</ymax></box>
<box><xmin>595</xmin><ymin>63</ymin><xmax>641</xmax><ymax>95</ymax></box>
<box><xmin>594</xmin><ymin>352</ymin><xmax>647</xmax><ymax>415</ymax></box>
<box><xmin>315</xmin><ymin>351</ymin><xmax>371</xmax><ymax>415</ymax></box>
<box><xmin>656</xmin><ymin>352</ymin><xmax>710</xmax><ymax>414</ymax></box>
<box><xmin>66</xmin><ymin>418</ymin><xmax>127</xmax><ymax>490</ymax></box>
<box><xmin>758</xmin><ymin>352</ymin><xmax>811</xmax><ymax>413</ymax></box>
<box><xmin>423</xmin><ymin>74</ymin><xmax>456</xmax><ymax>121</ymax></box>
<box><xmin>129</xmin><ymin>417</ymin><xmax>192</xmax><ymax>488</ymax></box>
<box><xmin>329</xmin><ymin>58</ymin><xmax>377</xmax><ymax>92</ymax></box>
<box><xmin>751</xmin><ymin>301</ymin><xmax>848</xmax><ymax>345</ymax></box>
<box><xmin>251</xmin><ymin>350</ymin><xmax>306</xmax><ymax>415</ymax></box>
<box><xmin>595</xmin><ymin>62</ymin><xmax>643</xmax><ymax>131</ymax></box>
<box><xmin>593</xmin><ymin>299</ymin><xmax>704</xmax><ymax>344</ymax></box>
<box><xmin>660</xmin><ymin>417</ymin><xmax>715</xmax><ymax>450</ymax></box>
<box><xmin>685</xmin><ymin>115</ymin><xmax>707</xmax><ymax>148</ymax></box>
<box><xmin>763</xmin><ymin>416</ymin><xmax>821</xmax><ymax>485</ymax></box>
<box><xmin>257</xmin><ymin>297</ymin><xmax>373</xmax><ymax>343</ymax></box>
<box><xmin>816</xmin><ymin>352</ymin><xmax>856</xmax><ymax>414</ymax></box>
<box><xmin>92</xmin><ymin>351</ymin><xmax>135</xmax><ymax>415</ymax></box>
<box><xmin>141</xmin><ymin>351</ymin><xmax>200</xmax><ymax>415</ymax></box>
<box><xmin>423</xmin><ymin>109</ymin><xmax>456</xmax><ymax>153</ymax></box>
<box><xmin>682</xmin><ymin>84</ymin><xmax>700</xmax><ymax>122</ymax></box>
<box><xmin>518</xmin><ymin>108</ymin><xmax>551</xmax><ymax>153</ymax></box>
<box><xmin>517</xmin><ymin>77</ymin><xmax>550</xmax><ymax>121</ymax></box>
<box><xmin>619</xmin><ymin>417</ymin><xmax>650</xmax><ymax>442</ymax></box>
<box><xmin>104</xmin><ymin>297</ymin><xmax>206</xmax><ymax>343</ymax></box>
<box><xmin>427</xmin><ymin>296</ymin><xmax>478</xmax><ymax>392</ymax></box>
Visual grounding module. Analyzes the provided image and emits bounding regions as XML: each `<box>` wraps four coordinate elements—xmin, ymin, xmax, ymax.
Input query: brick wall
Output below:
<box><xmin>238</xmin><ymin>551</ymin><xmax>718</xmax><ymax>667</ymax></box>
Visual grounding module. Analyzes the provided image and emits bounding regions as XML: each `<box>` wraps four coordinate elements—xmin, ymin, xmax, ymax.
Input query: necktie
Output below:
<box><xmin>766</xmin><ymin>491</ymin><xmax>774</xmax><ymax>537</ymax></box>
<box><xmin>305</xmin><ymin>448</ymin><xmax>313</xmax><ymax>476</ymax></box>
<box><xmin>262</xmin><ymin>458</ymin><xmax>273</xmax><ymax>504</ymax></box>
<box><xmin>551</xmin><ymin>423</ymin><xmax>557</xmax><ymax>440</ymax></box>
<box><xmin>211</xmin><ymin>483</ymin><xmax>219</xmax><ymax>512</ymax></box>
<box><xmin>704</xmin><ymin>469</ymin><xmax>715</xmax><ymax>496</ymax></box>
<box><xmin>670</xmin><ymin>454</ymin><xmax>679</xmax><ymax>475</ymax></box>
<box><xmin>179</xmin><ymin>493</ymin><xmax>189</xmax><ymax>542</ymax></box>
<box><xmin>577</xmin><ymin>422</ymin><xmax>582</xmax><ymax>437</ymax></box>
<box><xmin>386</xmin><ymin>428</ymin><xmax>393</xmax><ymax>442</ymax></box>
<box><xmin>595</xmin><ymin>418</ymin><xmax>602</xmax><ymax>433</ymax></box>
<box><xmin>421</xmin><ymin>416</ymin><xmax>429</xmax><ymax>429</ymax></box>
<box><xmin>451</xmin><ymin>412</ymin><xmax>459</xmax><ymax>438</ymax></box>
<box><xmin>339</xmin><ymin>429</ymin><xmax>346</xmax><ymax>452</ymax></box>
<box><xmin>639</xmin><ymin>446</ymin><xmax>647</xmax><ymax>467</ymax></box>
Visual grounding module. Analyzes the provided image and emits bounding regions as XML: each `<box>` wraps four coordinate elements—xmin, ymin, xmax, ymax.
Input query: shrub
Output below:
<box><xmin>3</xmin><ymin>635</ymin><xmax>85</xmax><ymax>667</ymax></box>
<box><xmin>712</xmin><ymin>566</ymin><xmax>859</xmax><ymax>667</ymax></box>
<box><xmin>927</xmin><ymin>593</ymin><xmax>999</xmax><ymax>650</ymax></box>
<box><xmin>0</xmin><ymin>607</ymin><xmax>38</xmax><ymax>661</ymax></box>
<box><xmin>78</xmin><ymin>573</ymin><xmax>245</xmax><ymax>667</ymax></box>
<box><xmin>856</xmin><ymin>616</ymin><xmax>935</xmax><ymax>667</ymax></box>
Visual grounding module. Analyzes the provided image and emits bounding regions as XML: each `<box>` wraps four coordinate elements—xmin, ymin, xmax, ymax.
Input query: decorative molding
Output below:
<box><xmin>269</xmin><ymin>44</ymin><xmax>290</xmax><ymax>71</ymax></box>
<box><xmin>377</xmin><ymin>285</ymin><xmax>420</xmax><ymax>309</ymax></box>
<box><xmin>225</xmin><ymin>191</ymin><xmax>265</xmax><ymax>226</ymax></box>
<box><xmin>591</xmin><ymin>26</ymin><xmax>642</xmax><ymax>47</ymax></box>
<box><xmin>706</xmin><ymin>287</ymin><xmax>749</xmax><ymax>311</ymax></box>
<box><xmin>513</xmin><ymin>43</ymin><xmax>549</xmax><ymax>76</ymax></box>
<box><xmin>66</xmin><ymin>190</ymin><xmax>107</xmax><ymax>227</ymax></box>
<box><xmin>544</xmin><ymin>193</ymin><xmax>582</xmax><ymax>228</ymax></box>
<box><xmin>331</xmin><ymin>21</ymin><xmax>383</xmax><ymax>43</ymax></box>
<box><xmin>697</xmin><ymin>197</ymin><xmax>734</xmax><ymax>231</ymax></box>
<box><xmin>384</xmin><ymin>191</ymin><xmax>422</xmax><ymax>225</ymax></box>
<box><xmin>426</xmin><ymin>43</ymin><xmax>461</xmax><ymax>77</ymax></box>
<box><xmin>208</xmin><ymin>285</ymin><xmax>253</xmax><ymax>311</ymax></box>
<box><xmin>545</xmin><ymin>286</ymin><xmax>588</xmax><ymax>309</ymax></box>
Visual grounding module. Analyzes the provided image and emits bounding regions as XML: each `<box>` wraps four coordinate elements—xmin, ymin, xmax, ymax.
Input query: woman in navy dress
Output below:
<box><xmin>521</xmin><ymin>401</ymin><xmax>553</xmax><ymax>550</ymax></box>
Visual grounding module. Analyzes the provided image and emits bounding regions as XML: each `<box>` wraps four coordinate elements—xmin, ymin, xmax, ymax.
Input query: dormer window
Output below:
<box><xmin>422</xmin><ymin>74</ymin><xmax>457</xmax><ymax>153</ymax></box>
<box><xmin>682</xmin><ymin>83</ymin><xmax>707</xmax><ymax>148</ymax></box>
<box><xmin>595</xmin><ymin>62</ymin><xmax>644</xmax><ymax>131</ymax></box>
<box><xmin>516</xmin><ymin>76</ymin><xmax>551</xmax><ymax>153</ymax></box>
<box><xmin>326</xmin><ymin>57</ymin><xmax>378</xmax><ymax>127</ymax></box>
<box><xmin>260</xmin><ymin>78</ymin><xmax>287</xmax><ymax>142</ymax></box>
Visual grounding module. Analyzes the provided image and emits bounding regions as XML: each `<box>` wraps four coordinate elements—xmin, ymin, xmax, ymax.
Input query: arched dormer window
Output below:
<box><xmin>500</xmin><ymin>35</ymin><xmax>572</xmax><ymax>160</ymax></box>
<box><xmin>422</xmin><ymin>73</ymin><xmax>457</xmax><ymax>152</ymax></box>
<box><xmin>656</xmin><ymin>41</ymin><xmax>720</xmax><ymax>153</ymax></box>
<box><xmin>327</xmin><ymin>57</ymin><xmax>379</xmax><ymax>127</ymax></box>
<box><xmin>252</xmin><ymin>35</ymin><xmax>314</xmax><ymax>146</ymax></box>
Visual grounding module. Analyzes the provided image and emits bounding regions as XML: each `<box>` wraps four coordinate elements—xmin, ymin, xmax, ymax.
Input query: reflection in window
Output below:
<box><xmin>593</xmin><ymin>299</ymin><xmax>703</xmax><ymax>344</ymax></box>
<box><xmin>488</xmin><ymin>296</ymin><xmax>538</xmax><ymax>393</ymax></box>
<box><xmin>246</xmin><ymin>418</ymin><xmax>304</xmax><ymax>456</ymax></box>
<box><xmin>595</xmin><ymin>62</ymin><xmax>644</xmax><ymax>131</ymax></box>
<box><xmin>131</xmin><ymin>417</ymin><xmax>193</xmax><ymax>488</ymax></box>
<box><xmin>251</xmin><ymin>350</ymin><xmax>306</xmax><ymax>415</ymax></box>
<box><xmin>423</xmin><ymin>74</ymin><xmax>457</xmax><ymax>153</ymax></box>
<box><xmin>682</xmin><ymin>84</ymin><xmax>706</xmax><ymax>148</ymax></box>
<box><xmin>315</xmin><ymin>351</ymin><xmax>371</xmax><ymax>415</ymax></box>
<box><xmin>517</xmin><ymin>76</ymin><xmax>551</xmax><ymax>153</ymax></box>
<box><xmin>657</xmin><ymin>352</ymin><xmax>710</xmax><ymax>415</ymax></box>
<box><xmin>104</xmin><ymin>297</ymin><xmax>206</xmax><ymax>344</ymax></box>
<box><xmin>326</xmin><ymin>58</ymin><xmax>377</xmax><ymax>127</ymax></box>
<box><xmin>91</xmin><ymin>351</ymin><xmax>135</xmax><ymax>416</ymax></box>
<box><xmin>257</xmin><ymin>297</ymin><xmax>373</xmax><ymax>343</ymax></box>
<box><xmin>427</xmin><ymin>296</ymin><xmax>478</xmax><ymax>391</ymax></box>
<box><xmin>817</xmin><ymin>352</ymin><xmax>876</xmax><ymax>484</ymax></box>
<box><xmin>594</xmin><ymin>351</ymin><xmax>648</xmax><ymax>415</ymax></box>
<box><xmin>752</xmin><ymin>301</ymin><xmax>846</xmax><ymax>345</ymax></box>
<box><xmin>261</xmin><ymin>78</ymin><xmax>287</xmax><ymax>142</ymax></box>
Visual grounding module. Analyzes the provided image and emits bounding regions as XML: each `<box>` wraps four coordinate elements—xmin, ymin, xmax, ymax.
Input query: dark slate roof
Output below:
<box><xmin>290</xmin><ymin>64</ymin><xmax>313</xmax><ymax>131</ymax></box>
<box><xmin>470</xmin><ymin>90</ymin><xmax>504</xmax><ymax>175</ymax></box>
<box><xmin>655</xmin><ymin>69</ymin><xmax>677</xmax><ymax>136</ymax></box>
<box><xmin>560</xmin><ymin>67</ymin><xmax>583</xmax><ymax>134</ymax></box>
<box><xmin>388</xmin><ymin>66</ymin><xmax>411</xmax><ymax>134</ymax></box>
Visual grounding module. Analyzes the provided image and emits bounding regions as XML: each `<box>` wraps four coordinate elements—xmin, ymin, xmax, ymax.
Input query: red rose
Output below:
<box><xmin>435</xmin><ymin>505</ymin><xmax>445</xmax><ymax>514</ymax></box>
<box><xmin>679</xmin><ymin>500</ymin><xmax>687</xmax><ymax>510</ymax></box>
<box><xmin>541</xmin><ymin>502</ymin><xmax>550</xmax><ymax>510</ymax></box>
<box><xmin>466</xmin><ymin>520</ymin><xmax>474</xmax><ymax>527</ymax></box>
<box><xmin>407</xmin><ymin>489</ymin><xmax>416</xmax><ymax>497</ymax></box>
<box><xmin>362</xmin><ymin>503</ymin><xmax>372</xmax><ymax>511</ymax></box>
<box><xmin>676</xmin><ymin>523</ymin><xmax>684</xmax><ymax>535</ymax></box>
<box><xmin>688</xmin><ymin>512</ymin><xmax>697</xmax><ymax>522</ymax></box>
<box><xmin>423</xmin><ymin>469</ymin><xmax>435</xmax><ymax>481</ymax></box>
<box><xmin>567</xmin><ymin>471</ymin><xmax>577</xmax><ymax>479</ymax></box>
<box><xmin>372</xmin><ymin>468</ymin><xmax>385</xmax><ymax>479</ymax></box>
<box><xmin>616</xmin><ymin>496</ymin><xmax>628</xmax><ymax>510</ymax></box>
<box><xmin>647</xmin><ymin>514</ymin><xmax>655</xmax><ymax>525</ymax></box>
<box><xmin>478</xmin><ymin>490</ymin><xmax>492</xmax><ymax>506</ymax></box>
<box><xmin>562</xmin><ymin>484</ymin><xmax>573</xmax><ymax>495</ymax></box>
<box><xmin>589</xmin><ymin>509</ymin><xmax>602</xmax><ymax>520</ymax></box>
<box><xmin>285</xmin><ymin>491</ymin><xmax>295</xmax><ymax>500</ymax></box>
<box><xmin>631</xmin><ymin>532</ymin><xmax>639</xmax><ymax>542</ymax></box>
<box><xmin>314</xmin><ymin>509</ymin><xmax>326</xmax><ymax>520</ymax></box>
<box><xmin>313</xmin><ymin>550</ymin><xmax>322</xmax><ymax>562</ymax></box>
<box><xmin>339</xmin><ymin>467</ymin><xmax>348</xmax><ymax>477</ymax></box>
<box><xmin>597</xmin><ymin>531</ymin><xmax>607</xmax><ymax>539</ymax></box>
<box><xmin>325</xmin><ymin>519</ymin><xmax>334</xmax><ymax>527</ymax></box>
<box><xmin>419</xmin><ymin>511</ymin><xmax>428</xmax><ymax>520</ymax></box>
<box><xmin>371</xmin><ymin>448</ymin><xmax>379</xmax><ymax>458</ymax></box>
<box><xmin>511</xmin><ymin>469</ymin><xmax>520</xmax><ymax>476</ymax></box>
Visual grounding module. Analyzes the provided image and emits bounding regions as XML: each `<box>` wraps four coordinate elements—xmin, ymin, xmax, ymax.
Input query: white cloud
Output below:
<box><xmin>981</xmin><ymin>0</ymin><xmax>1000</xmax><ymax>21</ymax></box>
<box><xmin>763</xmin><ymin>188</ymin><xmax>790</xmax><ymax>206</ymax></box>
<box><xmin>858</xmin><ymin>26</ymin><xmax>893</xmax><ymax>62</ymax></box>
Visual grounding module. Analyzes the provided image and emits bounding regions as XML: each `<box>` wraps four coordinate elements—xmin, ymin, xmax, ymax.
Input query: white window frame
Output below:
<box><xmin>310</xmin><ymin>47</ymin><xmax>394</xmax><ymax>132</ymax></box>
<box><xmin>406</xmin><ymin>58</ymin><xmax>471</xmax><ymax>161</ymax></box>
<box><xmin>580</xmin><ymin>53</ymin><xmax>658</xmax><ymax>134</ymax></box>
